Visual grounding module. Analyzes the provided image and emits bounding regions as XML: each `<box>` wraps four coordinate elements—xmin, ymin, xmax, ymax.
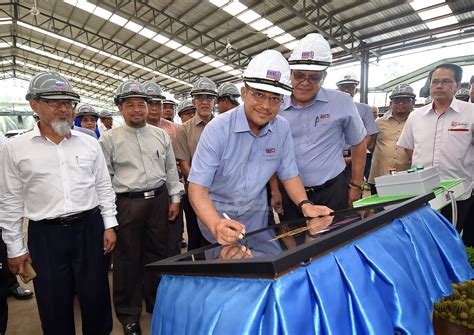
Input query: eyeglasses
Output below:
<box><xmin>194</xmin><ymin>95</ymin><xmax>216</xmax><ymax>101</ymax></box>
<box><xmin>247</xmin><ymin>89</ymin><xmax>282</xmax><ymax>105</ymax></box>
<box><xmin>430</xmin><ymin>79</ymin><xmax>455</xmax><ymax>86</ymax></box>
<box><xmin>292</xmin><ymin>72</ymin><xmax>323</xmax><ymax>84</ymax></box>
<box><xmin>40</xmin><ymin>99</ymin><xmax>77</xmax><ymax>109</ymax></box>
<box><xmin>391</xmin><ymin>97</ymin><xmax>413</xmax><ymax>104</ymax></box>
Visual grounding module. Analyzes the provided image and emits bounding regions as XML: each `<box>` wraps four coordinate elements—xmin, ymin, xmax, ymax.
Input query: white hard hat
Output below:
<box><xmin>288</xmin><ymin>33</ymin><xmax>332</xmax><ymax>71</ymax></box>
<box><xmin>336</xmin><ymin>72</ymin><xmax>360</xmax><ymax>86</ymax></box>
<box><xmin>242</xmin><ymin>50</ymin><xmax>292</xmax><ymax>95</ymax></box>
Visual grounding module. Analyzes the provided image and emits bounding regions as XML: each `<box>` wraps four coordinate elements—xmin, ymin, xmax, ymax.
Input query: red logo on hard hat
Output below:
<box><xmin>302</xmin><ymin>51</ymin><xmax>314</xmax><ymax>59</ymax></box>
<box><xmin>266</xmin><ymin>70</ymin><xmax>281</xmax><ymax>81</ymax></box>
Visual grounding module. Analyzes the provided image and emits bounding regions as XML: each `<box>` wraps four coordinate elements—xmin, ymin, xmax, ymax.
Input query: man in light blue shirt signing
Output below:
<box><xmin>188</xmin><ymin>50</ymin><xmax>332</xmax><ymax>246</ymax></box>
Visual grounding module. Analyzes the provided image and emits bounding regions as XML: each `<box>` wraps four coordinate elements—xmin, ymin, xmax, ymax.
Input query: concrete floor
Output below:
<box><xmin>6</xmin><ymin>273</ymin><xmax>152</xmax><ymax>335</ymax></box>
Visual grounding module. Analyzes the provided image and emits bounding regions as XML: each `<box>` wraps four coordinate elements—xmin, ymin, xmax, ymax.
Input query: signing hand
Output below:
<box><xmin>214</xmin><ymin>218</ymin><xmax>246</xmax><ymax>245</ymax></box>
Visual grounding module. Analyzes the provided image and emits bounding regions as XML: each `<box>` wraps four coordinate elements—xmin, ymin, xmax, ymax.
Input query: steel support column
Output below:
<box><xmin>360</xmin><ymin>46</ymin><xmax>369</xmax><ymax>104</ymax></box>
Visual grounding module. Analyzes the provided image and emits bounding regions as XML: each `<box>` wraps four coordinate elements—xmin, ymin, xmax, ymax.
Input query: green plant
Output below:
<box><xmin>465</xmin><ymin>247</ymin><xmax>474</xmax><ymax>268</ymax></box>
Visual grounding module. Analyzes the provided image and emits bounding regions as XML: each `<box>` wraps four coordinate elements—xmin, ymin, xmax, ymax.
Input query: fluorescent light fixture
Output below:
<box><xmin>139</xmin><ymin>28</ymin><xmax>157</xmax><ymax>39</ymax></box>
<box><xmin>200</xmin><ymin>56</ymin><xmax>214</xmax><ymax>64</ymax></box>
<box><xmin>220</xmin><ymin>65</ymin><xmax>233</xmax><ymax>72</ymax></box>
<box><xmin>274</xmin><ymin>34</ymin><xmax>295</xmax><ymax>44</ymax></box>
<box><xmin>210</xmin><ymin>60</ymin><xmax>225</xmax><ymax>68</ymax></box>
<box><xmin>222</xmin><ymin>1</ymin><xmax>246</xmax><ymax>16</ymax></box>
<box><xmin>229</xmin><ymin>69</ymin><xmax>241</xmax><ymax>76</ymax></box>
<box><xmin>109</xmin><ymin>14</ymin><xmax>127</xmax><ymax>26</ymax></box>
<box><xmin>263</xmin><ymin>26</ymin><xmax>285</xmax><ymax>38</ymax></box>
<box><xmin>75</xmin><ymin>1</ymin><xmax>96</xmax><ymax>13</ymax></box>
<box><xmin>434</xmin><ymin>29</ymin><xmax>461</xmax><ymax>38</ymax></box>
<box><xmin>250</xmin><ymin>18</ymin><xmax>272</xmax><ymax>31</ymax></box>
<box><xmin>410</xmin><ymin>0</ymin><xmax>444</xmax><ymax>11</ymax></box>
<box><xmin>209</xmin><ymin>0</ymin><xmax>228</xmax><ymax>7</ymax></box>
<box><xmin>124</xmin><ymin>21</ymin><xmax>143</xmax><ymax>33</ymax></box>
<box><xmin>0</xmin><ymin>42</ymin><xmax>10</xmax><ymax>48</ymax></box>
<box><xmin>236</xmin><ymin>10</ymin><xmax>260</xmax><ymax>24</ymax></box>
<box><xmin>189</xmin><ymin>51</ymin><xmax>204</xmax><ymax>59</ymax></box>
<box><xmin>177</xmin><ymin>45</ymin><xmax>193</xmax><ymax>54</ymax></box>
<box><xmin>93</xmin><ymin>7</ymin><xmax>112</xmax><ymax>20</ymax></box>
<box><xmin>152</xmin><ymin>34</ymin><xmax>170</xmax><ymax>44</ymax></box>
<box><xmin>0</xmin><ymin>20</ymin><xmax>12</xmax><ymax>25</ymax></box>
<box><xmin>165</xmin><ymin>40</ymin><xmax>182</xmax><ymax>49</ymax></box>
<box><xmin>418</xmin><ymin>5</ymin><xmax>452</xmax><ymax>21</ymax></box>
<box><xmin>426</xmin><ymin>16</ymin><xmax>458</xmax><ymax>29</ymax></box>
<box><xmin>63</xmin><ymin>0</ymin><xmax>77</xmax><ymax>5</ymax></box>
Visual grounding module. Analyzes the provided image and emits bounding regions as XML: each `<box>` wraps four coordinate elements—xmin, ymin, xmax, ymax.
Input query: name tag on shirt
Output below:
<box><xmin>448</xmin><ymin>121</ymin><xmax>470</xmax><ymax>132</ymax></box>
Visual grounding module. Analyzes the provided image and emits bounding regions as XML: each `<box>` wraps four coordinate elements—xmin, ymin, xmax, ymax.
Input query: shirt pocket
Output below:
<box><xmin>76</xmin><ymin>156</ymin><xmax>95</xmax><ymax>174</ymax></box>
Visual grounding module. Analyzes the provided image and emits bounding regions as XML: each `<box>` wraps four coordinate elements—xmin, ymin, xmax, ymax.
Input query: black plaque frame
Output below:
<box><xmin>148</xmin><ymin>193</ymin><xmax>434</xmax><ymax>279</ymax></box>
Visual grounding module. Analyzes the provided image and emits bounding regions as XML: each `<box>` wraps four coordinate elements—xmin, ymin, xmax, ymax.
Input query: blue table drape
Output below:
<box><xmin>152</xmin><ymin>206</ymin><xmax>473</xmax><ymax>334</ymax></box>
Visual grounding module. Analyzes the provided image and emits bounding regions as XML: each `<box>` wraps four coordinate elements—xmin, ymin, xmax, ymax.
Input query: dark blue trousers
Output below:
<box><xmin>29</xmin><ymin>210</ymin><xmax>112</xmax><ymax>335</ymax></box>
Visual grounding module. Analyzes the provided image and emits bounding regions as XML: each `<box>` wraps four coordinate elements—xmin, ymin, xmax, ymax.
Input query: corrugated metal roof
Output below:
<box><xmin>1</xmin><ymin>0</ymin><xmax>472</xmax><ymax>102</ymax></box>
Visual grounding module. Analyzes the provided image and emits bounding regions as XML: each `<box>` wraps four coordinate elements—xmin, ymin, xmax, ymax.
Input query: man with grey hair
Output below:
<box><xmin>0</xmin><ymin>71</ymin><xmax>117</xmax><ymax>334</ymax></box>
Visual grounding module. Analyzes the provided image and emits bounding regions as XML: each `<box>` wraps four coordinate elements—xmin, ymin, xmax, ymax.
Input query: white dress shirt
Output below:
<box><xmin>397</xmin><ymin>98</ymin><xmax>474</xmax><ymax>200</ymax></box>
<box><xmin>0</xmin><ymin>124</ymin><xmax>118</xmax><ymax>258</ymax></box>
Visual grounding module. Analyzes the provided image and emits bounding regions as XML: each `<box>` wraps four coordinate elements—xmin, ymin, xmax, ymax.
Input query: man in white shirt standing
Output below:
<box><xmin>0</xmin><ymin>71</ymin><xmax>117</xmax><ymax>334</ymax></box>
<box><xmin>398</xmin><ymin>63</ymin><xmax>474</xmax><ymax>245</ymax></box>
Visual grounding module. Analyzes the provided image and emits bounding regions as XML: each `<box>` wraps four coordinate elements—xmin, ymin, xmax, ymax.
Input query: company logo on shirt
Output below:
<box><xmin>448</xmin><ymin>121</ymin><xmax>469</xmax><ymax>132</ymax></box>
<box><xmin>302</xmin><ymin>51</ymin><xmax>314</xmax><ymax>59</ymax></box>
<box><xmin>320</xmin><ymin>114</ymin><xmax>331</xmax><ymax>120</ymax></box>
<box><xmin>266</xmin><ymin>70</ymin><xmax>281</xmax><ymax>81</ymax></box>
<box><xmin>266</xmin><ymin>148</ymin><xmax>276</xmax><ymax>154</ymax></box>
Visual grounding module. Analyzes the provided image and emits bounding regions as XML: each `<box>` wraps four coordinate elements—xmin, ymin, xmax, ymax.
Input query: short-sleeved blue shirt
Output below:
<box><xmin>188</xmin><ymin>105</ymin><xmax>299</xmax><ymax>242</ymax></box>
<box><xmin>279</xmin><ymin>88</ymin><xmax>366</xmax><ymax>187</ymax></box>
<box><xmin>355</xmin><ymin>102</ymin><xmax>378</xmax><ymax>136</ymax></box>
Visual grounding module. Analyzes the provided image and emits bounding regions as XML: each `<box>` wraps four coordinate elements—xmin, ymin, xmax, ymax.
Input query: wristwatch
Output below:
<box><xmin>298</xmin><ymin>199</ymin><xmax>314</xmax><ymax>212</ymax></box>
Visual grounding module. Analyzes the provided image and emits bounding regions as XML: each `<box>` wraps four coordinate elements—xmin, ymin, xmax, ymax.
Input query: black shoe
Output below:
<box><xmin>8</xmin><ymin>286</ymin><xmax>34</xmax><ymax>300</ymax></box>
<box><xmin>123</xmin><ymin>322</ymin><xmax>141</xmax><ymax>335</ymax></box>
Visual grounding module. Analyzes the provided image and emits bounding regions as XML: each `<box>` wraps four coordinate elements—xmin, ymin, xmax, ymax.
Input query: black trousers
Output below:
<box><xmin>0</xmin><ymin>236</ymin><xmax>8</xmax><ymax>335</ymax></box>
<box><xmin>441</xmin><ymin>195</ymin><xmax>474</xmax><ymax>247</ymax></box>
<box><xmin>28</xmin><ymin>211</ymin><xmax>112</xmax><ymax>335</ymax></box>
<box><xmin>182</xmin><ymin>194</ymin><xmax>207</xmax><ymax>251</ymax></box>
<box><xmin>279</xmin><ymin>172</ymin><xmax>348</xmax><ymax>223</ymax></box>
<box><xmin>113</xmin><ymin>189</ymin><xmax>169</xmax><ymax>324</ymax></box>
<box><xmin>167</xmin><ymin>200</ymin><xmax>184</xmax><ymax>257</ymax></box>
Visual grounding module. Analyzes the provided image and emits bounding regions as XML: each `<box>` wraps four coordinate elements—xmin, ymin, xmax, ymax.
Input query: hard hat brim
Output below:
<box><xmin>389</xmin><ymin>94</ymin><xmax>416</xmax><ymax>99</ymax></box>
<box><xmin>38</xmin><ymin>94</ymin><xmax>80</xmax><ymax>101</ymax></box>
<box><xmin>336</xmin><ymin>79</ymin><xmax>359</xmax><ymax>86</ymax></box>
<box><xmin>246</xmin><ymin>82</ymin><xmax>292</xmax><ymax>96</ymax></box>
<box><xmin>289</xmin><ymin>64</ymin><xmax>329</xmax><ymax>71</ymax></box>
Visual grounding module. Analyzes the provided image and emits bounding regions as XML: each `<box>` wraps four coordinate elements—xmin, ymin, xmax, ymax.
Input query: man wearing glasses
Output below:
<box><xmin>174</xmin><ymin>77</ymin><xmax>218</xmax><ymax>251</ymax></box>
<box><xmin>187</xmin><ymin>50</ymin><xmax>332</xmax><ymax>248</ymax></box>
<box><xmin>367</xmin><ymin>84</ymin><xmax>415</xmax><ymax>195</ymax></box>
<box><xmin>398</xmin><ymin>63</ymin><xmax>474</xmax><ymax>246</ymax></box>
<box><xmin>275</xmin><ymin>33</ymin><xmax>366</xmax><ymax>223</ymax></box>
<box><xmin>0</xmin><ymin>71</ymin><xmax>117</xmax><ymax>334</ymax></box>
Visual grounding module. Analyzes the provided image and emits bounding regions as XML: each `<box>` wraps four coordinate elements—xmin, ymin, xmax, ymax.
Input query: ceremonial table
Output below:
<box><xmin>150</xmin><ymin>194</ymin><xmax>473</xmax><ymax>334</ymax></box>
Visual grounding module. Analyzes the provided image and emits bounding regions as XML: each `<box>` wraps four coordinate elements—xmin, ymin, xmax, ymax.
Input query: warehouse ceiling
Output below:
<box><xmin>1</xmin><ymin>0</ymin><xmax>473</xmax><ymax>103</ymax></box>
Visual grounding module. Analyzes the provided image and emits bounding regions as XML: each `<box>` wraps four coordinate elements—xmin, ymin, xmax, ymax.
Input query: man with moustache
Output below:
<box><xmin>398</xmin><ymin>63</ymin><xmax>474</xmax><ymax>246</ymax></box>
<box><xmin>188</xmin><ymin>50</ymin><xmax>332</xmax><ymax>247</ymax></box>
<box><xmin>276</xmin><ymin>33</ymin><xmax>366</xmax><ymax>224</ymax></box>
<box><xmin>368</xmin><ymin>84</ymin><xmax>415</xmax><ymax>194</ymax></box>
<box><xmin>99</xmin><ymin>80</ymin><xmax>183</xmax><ymax>335</ymax></box>
<box><xmin>161</xmin><ymin>99</ymin><xmax>178</xmax><ymax>122</ymax></box>
<box><xmin>0</xmin><ymin>71</ymin><xmax>117</xmax><ymax>334</ymax></box>
<box><xmin>174</xmin><ymin>77</ymin><xmax>218</xmax><ymax>251</ymax></box>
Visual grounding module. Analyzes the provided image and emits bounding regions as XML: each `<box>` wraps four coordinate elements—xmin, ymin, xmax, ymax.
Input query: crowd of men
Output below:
<box><xmin>0</xmin><ymin>32</ymin><xmax>473</xmax><ymax>335</ymax></box>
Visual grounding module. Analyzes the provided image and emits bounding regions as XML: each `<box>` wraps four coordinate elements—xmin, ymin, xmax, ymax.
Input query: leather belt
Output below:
<box><xmin>116</xmin><ymin>185</ymin><xmax>165</xmax><ymax>200</ymax></box>
<box><xmin>305</xmin><ymin>172</ymin><xmax>343</xmax><ymax>193</ymax></box>
<box><xmin>35</xmin><ymin>206</ymin><xmax>99</xmax><ymax>225</ymax></box>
